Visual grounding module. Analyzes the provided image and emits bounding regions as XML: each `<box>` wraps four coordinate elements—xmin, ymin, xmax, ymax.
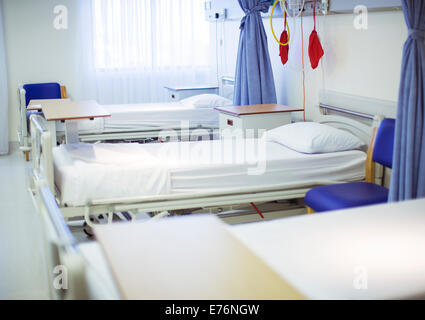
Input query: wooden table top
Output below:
<box><xmin>38</xmin><ymin>100</ymin><xmax>111</xmax><ymax>121</ymax></box>
<box><xmin>94</xmin><ymin>215</ymin><xmax>304</xmax><ymax>300</ymax></box>
<box><xmin>27</xmin><ymin>99</ymin><xmax>71</xmax><ymax>111</ymax></box>
<box><xmin>215</xmin><ymin>104</ymin><xmax>304</xmax><ymax>116</ymax></box>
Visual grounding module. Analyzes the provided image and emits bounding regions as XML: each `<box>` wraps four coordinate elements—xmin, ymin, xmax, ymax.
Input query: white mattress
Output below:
<box><xmin>229</xmin><ymin>199</ymin><xmax>425</xmax><ymax>300</ymax></box>
<box><xmin>53</xmin><ymin>139</ymin><xmax>366</xmax><ymax>206</ymax></box>
<box><xmin>56</xmin><ymin>102</ymin><xmax>219</xmax><ymax>134</ymax></box>
<box><xmin>104</xmin><ymin>102</ymin><xmax>219</xmax><ymax>130</ymax></box>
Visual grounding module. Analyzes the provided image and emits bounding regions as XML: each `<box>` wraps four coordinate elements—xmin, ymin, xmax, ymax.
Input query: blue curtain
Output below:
<box><xmin>0</xmin><ymin>0</ymin><xmax>8</xmax><ymax>155</ymax></box>
<box><xmin>233</xmin><ymin>0</ymin><xmax>277</xmax><ymax>106</ymax></box>
<box><xmin>389</xmin><ymin>0</ymin><xmax>425</xmax><ymax>201</ymax></box>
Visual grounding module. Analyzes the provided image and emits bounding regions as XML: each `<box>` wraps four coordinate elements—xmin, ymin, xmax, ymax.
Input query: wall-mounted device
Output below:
<box><xmin>281</xmin><ymin>0</ymin><xmax>329</xmax><ymax>17</ymax></box>
<box><xmin>204</xmin><ymin>1</ymin><xmax>227</xmax><ymax>22</ymax></box>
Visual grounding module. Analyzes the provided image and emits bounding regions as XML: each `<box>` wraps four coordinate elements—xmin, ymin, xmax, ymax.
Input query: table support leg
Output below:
<box><xmin>65</xmin><ymin>120</ymin><xmax>79</xmax><ymax>144</ymax></box>
<box><xmin>48</xmin><ymin>121</ymin><xmax>57</xmax><ymax>147</ymax></box>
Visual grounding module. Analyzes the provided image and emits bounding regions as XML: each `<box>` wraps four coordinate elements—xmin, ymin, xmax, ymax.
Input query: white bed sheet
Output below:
<box><xmin>53</xmin><ymin>143</ymin><xmax>171</xmax><ymax>206</ymax></box>
<box><xmin>229</xmin><ymin>199</ymin><xmax>425</xmax><ymax>300</ymax></box>
<box><xmin>53</xmin><ymin>139</ymin><xmax>366</xmax><ymax>206</ymax></box>
<box><xmin>103</xmin><ymin>102</ymin><xmax>219</xmax><ymax>130</ymax></box>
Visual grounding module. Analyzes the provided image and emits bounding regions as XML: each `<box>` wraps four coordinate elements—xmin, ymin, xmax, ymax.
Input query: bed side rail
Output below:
<box><xmin>37</xmin><ymin>183</ymin><xmax>89</xmax><ymax>300</ymax></box>
<box><xmin>39</xmin><ymin>184</ymin><xmax>76</xmax><ymax>249</ymax></box>
<box><xmin>17</xmin><ymin>86</ymin><xmax>28</xmax><ymax>148</ymax></box>
<box><xmin>30</xmin><ymin>115</ymin><xmax>55</xmax><ymax>194</ymax></box>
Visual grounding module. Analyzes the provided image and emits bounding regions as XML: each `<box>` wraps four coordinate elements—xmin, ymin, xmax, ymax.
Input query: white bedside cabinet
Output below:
<box><xmin>215</xmin><ymin>104</ymin><xmax>304</xmax><ymax>138</ymax></box>
<box><xmin>164</xmin><ymin>85</ymin><xmax>219</xmax><ymax>102</ymax></box>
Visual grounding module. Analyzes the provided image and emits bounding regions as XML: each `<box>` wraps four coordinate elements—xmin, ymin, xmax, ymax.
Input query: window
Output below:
<box><xmin>92</xmin><ymin>0</ymin><xmax>211</xmax><ymax>70</ymax></box>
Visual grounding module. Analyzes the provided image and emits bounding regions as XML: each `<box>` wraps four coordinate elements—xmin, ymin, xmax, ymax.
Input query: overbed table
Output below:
<box><xmin>27</xmin><ymin>98</ymin><xmax>71</xmax><ymax>111</ymax></box>
<box><xmin>94</xmin><ymin>215</ymin><xmax>304</xmax><ymax>300</ymax></box>
<box><xmin>32</xmin><ymin>100</ymin><xmax>111</xmax><ymax>145</ymax></box>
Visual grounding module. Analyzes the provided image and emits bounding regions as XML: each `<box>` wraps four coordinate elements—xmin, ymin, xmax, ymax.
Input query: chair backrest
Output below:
<box><xmin>23</xmin><ymin>82</ymin><xmax>62</xmax><ymax>106</ymax></box>
<box><xmin>372</xmin><ymin>118</ymin><xmax>395</xmax><ymax>168</ymax></box>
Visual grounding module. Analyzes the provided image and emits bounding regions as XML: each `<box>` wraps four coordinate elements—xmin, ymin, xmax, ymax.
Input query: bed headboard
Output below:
<box><xmin>319</xmin><ymin>90</ymin><xmax>397</xmax><ymax>119</ymax></box>
<box><xmin>316</xmin><ymin>114</ymin><xmax>383</xmax><ymax>147</ymax></box>
<box><xmin>313</xmin><ymin>90</ymin><xmax>395</xmax><ymax>146</ymax></box>
<box><xmin>220</xmin><ymin>76</ymin><xmax>235</xmax><ymax>101</ymax></box>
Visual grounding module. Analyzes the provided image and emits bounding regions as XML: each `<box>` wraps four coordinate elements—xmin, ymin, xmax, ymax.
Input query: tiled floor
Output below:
<box><xmin>0</xmin><ymin>143</ymin><xmax>50</xmax><ymax>299</ymax></box>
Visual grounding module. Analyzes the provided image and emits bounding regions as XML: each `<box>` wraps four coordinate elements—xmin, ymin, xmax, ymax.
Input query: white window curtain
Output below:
<box><xmin>0</xmin><ymin>0</ymin><xmax>8</xmax><ymax>155</ymax></box>
<box><xmin>77</xmin><ymin>0</ymin><xmax>216</xmax><ymax>104</ymax></box>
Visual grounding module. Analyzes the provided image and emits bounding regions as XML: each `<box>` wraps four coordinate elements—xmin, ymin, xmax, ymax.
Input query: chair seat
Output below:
<box><xmin>305</xmin><ymin>182</ymin><xmax>389</xmax><ymax>213</ymax></box>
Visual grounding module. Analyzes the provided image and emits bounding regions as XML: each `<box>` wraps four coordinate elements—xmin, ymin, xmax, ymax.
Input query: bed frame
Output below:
<box><xmin>29</xmin><ymin>107</ymin><xmax>384</xmax><ymax>228</ymax></box>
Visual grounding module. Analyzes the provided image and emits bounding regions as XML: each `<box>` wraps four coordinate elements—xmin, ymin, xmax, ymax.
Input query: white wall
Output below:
<box><xmin>3</xmin><ymin>0</ymin><xmax>86</xmax><ymax>141</ymax></box>
<box><xmin>3</xmin><ymin>2</ymin><xmax>407</xmax><ymax>141</ymax></box>
<box><xmin>3</xmin><ymin>0</ymin><xmax>216</xmax><ymax>142</ymax></box>
<box><xmin>219</xmin><ymin>10</ymin><xmax>407</xmax><ymax>120</ymax></box>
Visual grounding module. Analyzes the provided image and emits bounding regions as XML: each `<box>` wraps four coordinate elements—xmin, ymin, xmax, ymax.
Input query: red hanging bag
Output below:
<box><xmin>308</xmin><ymin>1</ymin><xmax>324</xmax><ymax>69</ymax></box>
<box><xmin>279</xmin><ymin>12</ymin><xmax>289</xmax><ymax>65</ymax></box>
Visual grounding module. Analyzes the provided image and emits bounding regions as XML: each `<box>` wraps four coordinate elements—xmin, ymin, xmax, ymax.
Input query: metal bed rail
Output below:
<box><xmin>39</xmin><ymin>184</ymin><xmax>77</xmax><ymax>252</ymax></box>
<box><xmin>319</xmin><ymin>103</ymin><xmax>375</xmax><ymax>120</ymax></box>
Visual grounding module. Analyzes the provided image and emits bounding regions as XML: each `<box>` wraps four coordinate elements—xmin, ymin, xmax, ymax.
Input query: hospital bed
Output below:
<box><xmin>36</xmin><ymin>182</ymin><xmax>425</xmax><ymax>300</ymax></box>
<box><xmin>19</xmin><ymin>78</ymin><xmax>234</xmax><ymax>157</ymax></box>
<box><xmin>30</xmin><ymin>104</ymin><xmax>383</xmax><ymax>228</ymax></box>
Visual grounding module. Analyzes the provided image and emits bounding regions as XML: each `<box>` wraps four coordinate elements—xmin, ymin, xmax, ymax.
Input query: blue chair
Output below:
<box><xmin>305</xmin><ymin>118</ymin><xmax>395</xmax><ymax>213</ymax></box>
<box><xmin>23</xmin><ymin>82</ymin><xmax>64</xmax><ymax>106</ymax></box>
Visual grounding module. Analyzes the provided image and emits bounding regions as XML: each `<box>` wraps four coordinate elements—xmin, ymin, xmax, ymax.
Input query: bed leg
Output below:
<box><xmin>24</xmin><ymin>151</ymin><xmax>30</xmax><ymax>162</ymax></box>
<box><xmin>108</xmin><ymin>212</ymin><xmax>114</xmax><ymax>224</ymax></box>
<box><xmin>84</xmin><ymin>207</ymin><xmax>95</xmax><ymax>228</ymax></box>
<box><xmin>307</xmin><ymin>207</ymin><xmax>315</xmax><ymax>214</ymax></box>
<box><xmin>152</xmin><ymin>211</ymin><xmax>169</xmax><ymax>220</ymax></box>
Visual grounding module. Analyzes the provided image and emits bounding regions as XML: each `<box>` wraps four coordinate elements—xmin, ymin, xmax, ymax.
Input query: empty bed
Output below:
<box><xmin>52</xmin><ymin>139</ymin><xmax>366</xmax><ymax>206</ymax></box>
<box><xmin>55</xmin><ymin>101</ymin><xmax>221</xmax><ymax>135</ymax></box>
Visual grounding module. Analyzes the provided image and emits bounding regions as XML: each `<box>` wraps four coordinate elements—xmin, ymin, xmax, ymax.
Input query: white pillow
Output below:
<box><xmin>266</xmin><ymin>122</ymin><xmax>364</xmax><ymax>154</ymax></box>
<box><xmin>180</xmin><ymin>94</ymin><xmax>232</xmax><ymax>108</ymax></box>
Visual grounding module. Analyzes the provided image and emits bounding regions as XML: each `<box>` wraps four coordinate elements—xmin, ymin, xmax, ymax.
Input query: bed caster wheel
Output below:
<box><xmin>83</xmin><ymin>217</ymin><xmax>96</xmax><ymax>237</ymax></box>
<box><xmin>83</xmin><ymin>223</ymin><xmax>93</xmax><ymax>237</ymax></box>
